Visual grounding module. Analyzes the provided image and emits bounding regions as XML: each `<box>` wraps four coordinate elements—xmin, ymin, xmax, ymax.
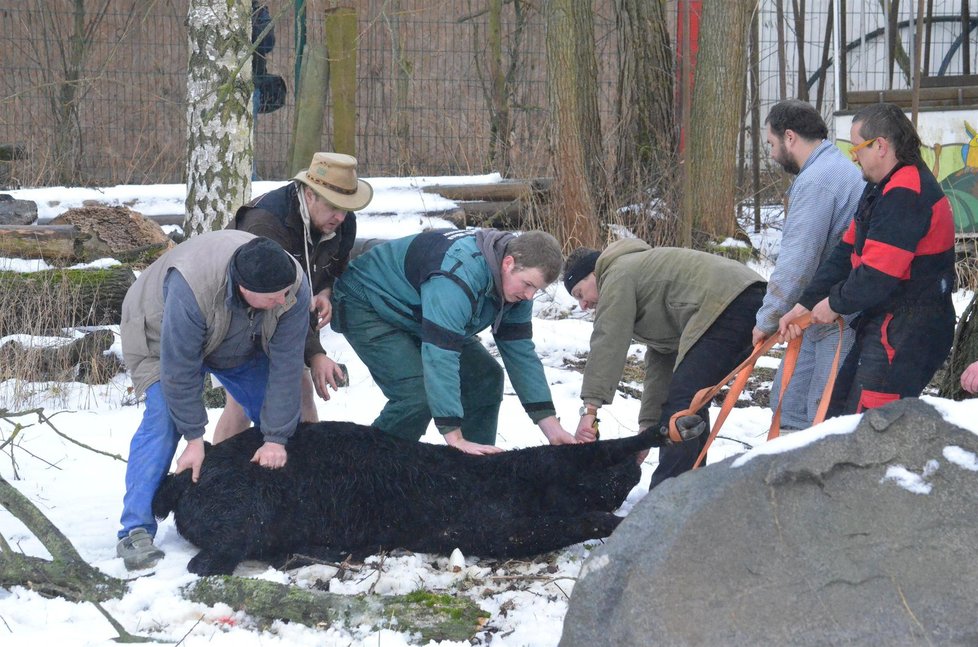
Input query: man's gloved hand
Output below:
<box><xmin>661</xmin><ymin>414</ymin><xmax>707</xmax><ymax>444</ymax></box>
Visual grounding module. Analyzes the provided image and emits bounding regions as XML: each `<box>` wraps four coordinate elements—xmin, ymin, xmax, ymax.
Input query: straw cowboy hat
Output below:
<box><xmin>294</xmin><ymin>152</ymin><xmax>373</xmax><ymax>211</ymax></box>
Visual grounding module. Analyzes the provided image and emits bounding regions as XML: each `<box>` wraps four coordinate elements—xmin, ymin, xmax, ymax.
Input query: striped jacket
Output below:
<box><xmin>799</xmin><ymin>162</ymin><xmax>955</xmax><ymax>317</ymax></box>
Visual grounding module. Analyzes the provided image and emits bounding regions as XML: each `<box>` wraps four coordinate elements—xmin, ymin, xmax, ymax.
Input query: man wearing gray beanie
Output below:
<box><xmin>115</xmin><ymin>231</ymin><xmax>309</xmax><ymax>570</ymax></box>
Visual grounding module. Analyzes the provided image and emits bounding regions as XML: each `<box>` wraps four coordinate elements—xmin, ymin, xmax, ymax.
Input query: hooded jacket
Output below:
<box><xmin>581</xmin><ymin>239</ymin><xmax>764</xmax><ymax>426</ymax></box>
<box><xmin>333</xmin><ymin>229</ymin><xmax>556</xmax><ymax>430</ymax></box>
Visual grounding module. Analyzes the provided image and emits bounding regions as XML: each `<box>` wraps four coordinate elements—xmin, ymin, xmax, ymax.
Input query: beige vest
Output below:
<box><xmin>120</xmin><ymin>230</ymin><xmax>304</xmax><ymax>395</ymax></box>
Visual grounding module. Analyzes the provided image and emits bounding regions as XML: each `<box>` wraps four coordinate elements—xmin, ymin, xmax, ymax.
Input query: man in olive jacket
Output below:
<box><xmin>564</xmin><ymin>239</ymin><xmax>766</xmax><ymax>488</ymax></box>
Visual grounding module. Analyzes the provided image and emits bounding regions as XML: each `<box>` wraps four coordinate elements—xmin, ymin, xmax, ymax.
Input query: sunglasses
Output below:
<box><xmin>849</xmin><ymin>137</ymin><xmax>877</xmax><ymax>161</ymax></box>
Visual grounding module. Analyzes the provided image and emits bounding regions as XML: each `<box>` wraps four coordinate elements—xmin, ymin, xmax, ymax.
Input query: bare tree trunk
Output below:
<box><xmin>682</xmin><ymin>0</ymin><xmax>754</xmax><ymax>243</ymax></box>
<box><xmin>750</xmin><ymin>6</ymin><xmax>762</xmax><ymax>233</ymax></box>
<box><xmin>487</xmin><ymin>0</ymin><xmax>512</xmax><ymax>175</ymax></box>
<box><xmin>30</xmin><ymin>0</ymin><xmax>135</xmax><ymax>186</ymax></box>
<box><xmin>325</xmin><ymin>7</ymin><xmax>358</xmax><ymax>156</ymax></box>
<box><xmin>614</xmin><ymin>0</ymin><xmax>676</xmax><ymax>200</ymax></box>
<box><xmin>815</xmin><ymin>1</ymin><xmax>834</xmax><ymax>112</ymax></box>
<box><xmin>775</xmin><ymin>0</ymin><xmax>787</xmax><ymax>100</ymax></box>
<box><xmin>184</xmin><ymin>0</ymin><xmax>253</xmax><ymax>236</ymax></box>
<box><xmin>546</xmin><ymin>0</ymin><xmax>606</xmax><ymax>248</ymax></box>
<box><xmin>386</xmin><ymin>0</ymin><xmax>414</xmax><ymax>173</ymax></box>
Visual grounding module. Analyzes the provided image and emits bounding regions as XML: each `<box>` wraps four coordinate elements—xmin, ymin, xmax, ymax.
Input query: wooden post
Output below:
<box><xmin>288</xmin><ymin>43</ymin><xmax>330</xmax><ymax>176</ymax></box>
<box><xmin>911</xmin><ymin>0</ymin><xmax>925</xmax><ymax>127</ymax></box>
<box><xmin>325</xmin><ymin>7</ymin><xmax>358</xmax><ymax>156</ymax></box>
<box><xmin>750</xmin><ymin>7</ymin><xmax>761</xmax><ymax>234</ymax></box>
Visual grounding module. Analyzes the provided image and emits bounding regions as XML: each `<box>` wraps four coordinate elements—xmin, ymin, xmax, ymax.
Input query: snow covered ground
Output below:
<box><xmin>2</xmin><ymin>179</ymin><xmax>977</xmax><ymax>646</ymax></box>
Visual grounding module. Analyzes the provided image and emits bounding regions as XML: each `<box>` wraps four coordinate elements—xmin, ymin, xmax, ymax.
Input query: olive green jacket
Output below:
<box><xmin>581</xmin><ymin>239</ymin><xmax>764</xmax><ymax>427</ymax></box>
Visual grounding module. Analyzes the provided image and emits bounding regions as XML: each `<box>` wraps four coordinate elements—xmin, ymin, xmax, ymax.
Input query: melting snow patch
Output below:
<box><xmin>881</xmin><ymin>460</ymin><xmax>939</xmax><ymax>494</ymax></box>
<box><xmin>943</xmin><ymin>445</ymin><xmax>978</xmax><ymax>471</ymax></box>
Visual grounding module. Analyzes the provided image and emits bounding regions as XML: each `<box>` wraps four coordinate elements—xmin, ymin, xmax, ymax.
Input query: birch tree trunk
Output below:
<box><xmin>184</xmin><ymin>0</ymin><xmax>253</xmax><ymax>236</ymax></box>
<box><xmin>681</xmin><ymin>0</ymin><xmax>754</xmax><ymax>243</ymax></box>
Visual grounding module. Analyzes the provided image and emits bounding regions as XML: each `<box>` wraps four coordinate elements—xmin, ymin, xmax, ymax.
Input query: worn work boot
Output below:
<box><xmin>116</xmin><ymin>528</ymin><xmax>165</xmax><ymax>570</ymax></box>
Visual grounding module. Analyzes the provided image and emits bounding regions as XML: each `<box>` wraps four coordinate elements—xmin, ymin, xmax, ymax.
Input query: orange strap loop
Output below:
<box><xmin>665</xmin><ymin>314</ymin><xmax>845</xmax><ymax>469</ymax></box>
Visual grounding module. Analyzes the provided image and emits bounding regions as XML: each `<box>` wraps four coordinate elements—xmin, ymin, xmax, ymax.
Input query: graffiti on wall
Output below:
<box><xmin>836</xmin><ymin>111</ymin><xmax>978</xmax><ymax>234</ymax></box>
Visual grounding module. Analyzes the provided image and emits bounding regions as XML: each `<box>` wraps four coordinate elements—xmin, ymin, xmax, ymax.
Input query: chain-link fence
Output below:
<box><xmin>2</xmin><ymin>0</ymin><xmax>624</xmax><ymax>186</ymax></box>
<box><xmin>2</xmin><ymin>1</ymin><xmax>975</xmax><ymax>189</ymax></box>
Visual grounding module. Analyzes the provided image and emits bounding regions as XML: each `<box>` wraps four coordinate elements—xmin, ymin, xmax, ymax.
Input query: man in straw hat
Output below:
<box><xmin>563</xmin><ymin>240</ymin><xmax>765</xmax><ymax>488</ymax></box>
<box><xmin>331</xmin><ymin>228</ymin><xmax>578</xmax><ymax>454</ymax></box>
<box><xmin>216</xmin><ymin>152</ymin><xmax>373</xmax><ymax>441</ymax></box>
<box><xmin>116</xmin><ymin>231</ymin><xmax>310</xmax><ymax>570</ymax></box>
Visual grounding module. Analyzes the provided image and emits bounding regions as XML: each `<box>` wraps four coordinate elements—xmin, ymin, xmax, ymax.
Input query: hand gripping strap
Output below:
<box><xmin>665</xmin><ymin>314</ymin><xmax>844</xmax><ymax>469</ymax></box>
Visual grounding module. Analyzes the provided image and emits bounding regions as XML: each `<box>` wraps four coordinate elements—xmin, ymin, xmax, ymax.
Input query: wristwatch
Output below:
<box><xmin>579</xmin><ymin>405</ymin><xmax>598</xmax><ymax>417</ymax></box>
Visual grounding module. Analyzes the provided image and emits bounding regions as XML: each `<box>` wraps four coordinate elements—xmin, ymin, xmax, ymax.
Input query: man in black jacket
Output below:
<box><xmin>215</xmin><ymin>152</ymin><xmax>373</xmax><ymax>441</ymax></box>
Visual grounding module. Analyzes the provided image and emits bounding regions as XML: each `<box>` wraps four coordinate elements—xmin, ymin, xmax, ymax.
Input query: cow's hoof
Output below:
<box><xmin>188</xmin><ymin>550</ymin><xmax>236</xmax><ymax>576</ymax></box>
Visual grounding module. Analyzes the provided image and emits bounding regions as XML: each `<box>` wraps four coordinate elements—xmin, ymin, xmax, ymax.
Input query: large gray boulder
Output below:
<box><xmin>0</xmin><ymin>193</ymin><xmax>37</xmax><ymax>225</ymax></box>
<box><xmin>560</xmin><ymin>399</ymin><xmax>978</xmax><ymax>646</ymax></box>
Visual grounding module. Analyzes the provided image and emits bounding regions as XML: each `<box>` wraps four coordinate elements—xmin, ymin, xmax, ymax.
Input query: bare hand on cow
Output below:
<box><xmin>539</xmin><ymin>415</ymin><xmax>579</xmax><ymax>445</ymax></box>
<box><xmin>251</xmin><ymin>441</ymin><xmax>287</xmax><ymax>468</ymax></box>
<box><xmin>309</xmin><ymin>353</ymin><xmax>345</xmax><ymax>400</ymax></box>
<box><xmin>312</xmin><ymin>288</ymin><xmax>333</xmax><ymax>330</ymax></box>
<box><xmin>444</xmin><ymin>429</ymin><xmax>503</xmax><ymax>455</ymax></box>
<box><xmin>175</xmin><ymin>438</ymin><xmax>206</xmax><ymax>483</ymax></box>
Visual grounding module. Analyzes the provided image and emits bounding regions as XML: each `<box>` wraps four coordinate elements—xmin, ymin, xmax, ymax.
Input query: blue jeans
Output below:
<box><xmin>118</xmin><ymin>354</ymin><xmax>269</xmax><ymax>539</ymax></box>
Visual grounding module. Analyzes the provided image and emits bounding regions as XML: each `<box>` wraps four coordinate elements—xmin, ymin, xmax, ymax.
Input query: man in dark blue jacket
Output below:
<box><xmin>780</xmin><ymin>102</ymin><xmax>956</xmax><ymax>414</ymax></box>
<box><xmin>332</xmin><ymin>228</ymin><xmax>577</xmax><ymax>454</ymax></box>
<box><xmin>216</xmin><ymin>152</ymin><xmax>372</xmax><ymax>441</ymax></box>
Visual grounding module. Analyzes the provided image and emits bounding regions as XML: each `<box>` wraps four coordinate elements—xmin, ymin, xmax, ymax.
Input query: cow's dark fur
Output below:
<box><xmin>152</xmin><ymin>421</ymin><xmax>664</xmax><ymax>575</ymax></box>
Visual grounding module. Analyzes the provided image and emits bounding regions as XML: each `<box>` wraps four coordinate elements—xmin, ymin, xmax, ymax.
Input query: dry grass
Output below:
<box><xmin>0</xmin><ymin>269</ymin><xmax>122</xmax><ymax>409</ymax></box>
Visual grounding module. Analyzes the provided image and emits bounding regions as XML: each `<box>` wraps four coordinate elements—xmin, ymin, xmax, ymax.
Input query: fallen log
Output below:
<box><xmin>186</xmin><ymin>576</ymin><xmax>488</xmax><ymax>642</ymax></box>
<box><xmin>0</xmin><ymin>330</ymin><xmax>121</xmax><ymax>383</ymax></box>
<box><xmin>422</xmin><ymin>178</ymin><xmax>553</xmax><ymax>202</ymax></box>
<box><xmin>0</xmin><ymin>266</ymin><xmax>136</xmax><ymax>336</ymax></box>
<box><xmin>0</xmin><ymin>224</ymin><xmax>98</xmax><ymax>262</ymax></box>
<box><xmin>0</xmin><ymin>470</ymin><xmax>128</xmax><ymax>603</ymax></box>
<box><xmin>1</xmin><ymin>206</ymin><xmax>174</xmax><ymax>264</ymax></box>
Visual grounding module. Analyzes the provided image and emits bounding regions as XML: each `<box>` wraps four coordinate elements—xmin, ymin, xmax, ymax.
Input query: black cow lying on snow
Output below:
<box><xmin>153</xmin><ymin>420</ymin><xmax>700</xmax><ymax>575</ymax></box>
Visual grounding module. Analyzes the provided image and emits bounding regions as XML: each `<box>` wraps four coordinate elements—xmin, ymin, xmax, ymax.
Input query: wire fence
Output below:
<box><xmin>2</xmin><ymin>0</ymin><xmax>620</xmax><ymax>186</ymax></box>
<box><xmin>1</xmin><ymin>1</ymin><xmax>976</xmax><ymax>189</ymax></box>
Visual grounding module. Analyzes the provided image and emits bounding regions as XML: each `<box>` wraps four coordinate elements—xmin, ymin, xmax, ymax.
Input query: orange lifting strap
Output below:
<box><xmin>665</xmin><ymin>314</ymin><xmax>846</xmax><ymax>469</ymax></box>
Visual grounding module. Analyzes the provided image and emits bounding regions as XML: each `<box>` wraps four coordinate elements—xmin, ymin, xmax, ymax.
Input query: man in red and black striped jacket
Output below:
<box><xmin>779</xmin><ymin>102</ymin><xmax>956</xmax><ymax>416</ymax></box>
